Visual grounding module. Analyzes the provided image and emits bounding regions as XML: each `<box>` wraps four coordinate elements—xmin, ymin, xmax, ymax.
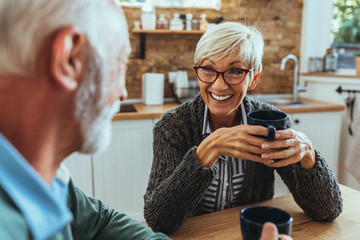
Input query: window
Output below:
<box><xmin>116</xmin><ymin>0</ymin><xmax>221</xmax><ymax>10</ymax></box>
<box><xmin>332</xmin><ymin>0</ymin><xmax>360</xmax><ymax>45</ymax></box>
<box><xmin>332</xmin><ymin>0</ymin><xmax>360</xmax><ymax>68</ymax></box>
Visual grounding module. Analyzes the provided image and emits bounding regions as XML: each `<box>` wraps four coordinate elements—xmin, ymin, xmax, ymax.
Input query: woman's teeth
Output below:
<box><xmin>211</xmin><ymin>93</ymin><xmax>232</xmax><ymax>101</ymax></box>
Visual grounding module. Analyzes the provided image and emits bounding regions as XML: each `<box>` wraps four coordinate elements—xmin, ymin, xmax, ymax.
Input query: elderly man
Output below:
<box><xmin>0</xmin><ymin>0</ymin><xmax>168</xmax><ymax>239</ymax></box>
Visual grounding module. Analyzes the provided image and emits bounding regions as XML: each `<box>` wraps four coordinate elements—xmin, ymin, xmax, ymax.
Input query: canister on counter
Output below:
<box><xmin>323</xmin><ymin>48</ymin><xmax>338</xmax><ymax>72</ymax></box>
<box><xmin>308</xmin><ymin>57</ymin><xmax>323</xmax><ymax>72</ymax></box>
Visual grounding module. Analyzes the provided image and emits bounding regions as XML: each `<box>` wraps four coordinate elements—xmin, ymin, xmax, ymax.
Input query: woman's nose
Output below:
<box><xmin>211</xmin><ymin>73</ymin><xmax>228</xmax><ymax>90</ymax></box>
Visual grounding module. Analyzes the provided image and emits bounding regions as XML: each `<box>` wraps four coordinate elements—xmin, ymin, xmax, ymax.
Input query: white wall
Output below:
<box><xmin>300</xmin><ymin>0</ymin><xmax>333</xmax><ymax>73</ymax></box>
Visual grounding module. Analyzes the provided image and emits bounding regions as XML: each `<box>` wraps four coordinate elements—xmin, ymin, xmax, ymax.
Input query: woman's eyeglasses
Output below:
<box><xmin>193</xmin><ymin>65</ymin><xmax>255</xmax><ymax>85</ymax></box>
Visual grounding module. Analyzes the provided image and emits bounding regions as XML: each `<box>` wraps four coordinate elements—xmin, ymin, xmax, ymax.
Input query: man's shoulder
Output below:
<box><xmin>0</xmin><ymin>187</ymin><xmax>31</xmax><ymax>239</ymax></box>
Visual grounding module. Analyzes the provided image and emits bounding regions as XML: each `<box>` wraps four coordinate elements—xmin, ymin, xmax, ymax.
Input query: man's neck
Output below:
<box><xmin>0</xmin><ymin>75</ymin><xmax>79</xmax><ymax>183</ymax></box>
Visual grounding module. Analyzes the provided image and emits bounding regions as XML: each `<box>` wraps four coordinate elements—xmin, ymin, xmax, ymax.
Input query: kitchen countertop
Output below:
<box><xmin>112</xmin><ymin>98</ymin><xmax>345</xmax><ymax>120</ymax></box>
<box><xmin>301</xmin><ymin>72</ymin><xmax>360</xmax><ymax>79</ymax></box>
<box><xmin>300</xmin><ymin>71</ymin><xmax>360</xmax><ymax>85</ymax></box>
<box><xmin>275</xmin><ymin>97</ymin><xmax>345</xmax><ymax>113</ymax></box>
<box><xmin>112</xmin><ymin>102</ymin><xmax>179</xmax><ymax>120</ymax></box>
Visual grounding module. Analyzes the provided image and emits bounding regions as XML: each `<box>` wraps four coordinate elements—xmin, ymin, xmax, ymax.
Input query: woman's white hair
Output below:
<box><xmin>0</xmin><ymin>0</ymin><xmax>128</xmax><ymax>76</ymax></box>
<box><xmin>194</xmin><ymin>22</ymin><xmax>264</xmax><ymax>75</ymax></box>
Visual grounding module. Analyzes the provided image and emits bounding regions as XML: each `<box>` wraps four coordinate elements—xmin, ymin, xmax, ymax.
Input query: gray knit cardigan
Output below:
<box><xmin>144</xmin><ymin>94</ymin><xmax>343</xmax><ymax>234</ymax></box>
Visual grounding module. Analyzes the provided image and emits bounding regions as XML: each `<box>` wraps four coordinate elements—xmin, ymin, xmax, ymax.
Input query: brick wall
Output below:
<box><xmin>122</xmin><ymin>0</ymin><xmax>303</xmax><ymax>98</ymax></box>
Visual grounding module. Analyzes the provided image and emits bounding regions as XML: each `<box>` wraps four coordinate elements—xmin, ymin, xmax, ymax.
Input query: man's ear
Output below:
<box><xmin>248</xmin><ymin>71</ymin><xmax>261</xmax><ymax>91</ymax></box>
<box><xmin>50</xmin><ymin>26</ymin><xmax>87</xmax><ymax>91</ymax></box>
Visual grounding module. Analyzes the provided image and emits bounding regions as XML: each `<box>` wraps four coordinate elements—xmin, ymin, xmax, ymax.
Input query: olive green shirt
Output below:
<box><xmin>0</xmin><ymin>180</ymin><xmax>169</xmax><ymax>240</ymax></box>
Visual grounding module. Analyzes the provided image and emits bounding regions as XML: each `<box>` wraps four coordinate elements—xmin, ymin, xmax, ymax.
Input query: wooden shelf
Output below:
<box><xmin>132</xmin><ymin>29</ymin><xmax>205</xmax><ymax>34</ymax></box>
<box><xmin>131</xmin><ymin>29</ymin><xmax>205</xmax><ymax>59</ymax></box>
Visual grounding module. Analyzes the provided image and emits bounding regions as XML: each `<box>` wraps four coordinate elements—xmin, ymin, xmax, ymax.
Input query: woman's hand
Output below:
<box><xmin>196</xmin><ymin>125</ymin><xmax>271</xmax><ymax>167</ymax></box>
<box><xmin>260</xmin><ymin>128</ymin><xmax>316</xmax><ymax>170</ymax></box>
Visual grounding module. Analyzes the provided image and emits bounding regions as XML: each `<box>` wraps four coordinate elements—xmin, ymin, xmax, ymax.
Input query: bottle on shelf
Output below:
<box><xmin>170</xmin><ymin>13</ymin><xmax>184</xmax><ymax>30</ymax></box>
<box><xmin>156</xmin><ymin>13</ymin><xmax>168</xmax><ymax>29</ymax></box>
<box><xmin>185</xmin><ymin>13</ymin><xmax>193</xmax><ymax>31</ymax></box>
<box><xmin>323</xmin><ymin>48</ymin><xmax>338</xmax><ymax>73</ymax></box>
<box><xmin>200</xmin><ymin>14</ymin><xmax>208</xmax><ymax>31</ymax></box>
<box><xmin>180</xmin><ymin>14</ymin><xmax>186</xmax><ymax>30</ymax></box>
<box><xmin>192</xmin><ymin>19</ymin><xmax>200</xmax><ymax>30</ymax></box>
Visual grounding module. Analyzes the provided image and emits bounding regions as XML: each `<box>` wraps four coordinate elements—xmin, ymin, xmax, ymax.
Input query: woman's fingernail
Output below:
<box><xmin>264</xmin><ymin>160</ymin><xmax>274</xmax><ymax>165</ymax></box>
<box><xmin>262</xmin><ymin>143</ymin><xmax>269</xmax><ymax>148</ymax></box>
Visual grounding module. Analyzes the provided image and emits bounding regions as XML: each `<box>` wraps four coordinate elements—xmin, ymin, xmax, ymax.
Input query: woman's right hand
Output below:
<box><xmin>196</xmin><ymin>125</ymin><xmax>270</xmax><ymax>167</ymax></box>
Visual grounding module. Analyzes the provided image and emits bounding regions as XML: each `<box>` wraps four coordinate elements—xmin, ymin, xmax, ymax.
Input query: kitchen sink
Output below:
<box><xmin>264</xmin><ymin>98</ymin><xmax>304</xmax><ymax>106</ymax></box>
<box><xmin>251</xmin><ymin>94</ymin><xmax>305</xmax><ymax>107</ymax></box>
<box><xmin>118</xmin><ymin>103</ymin><xmax>137</xmax><ymax>113</ymax></box>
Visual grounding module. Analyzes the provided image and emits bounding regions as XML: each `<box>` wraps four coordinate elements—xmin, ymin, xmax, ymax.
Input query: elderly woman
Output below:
<box><xmin>144</xmin><ymin>22</ymin><xmax>342</xmax><ymax>234</ymax></box>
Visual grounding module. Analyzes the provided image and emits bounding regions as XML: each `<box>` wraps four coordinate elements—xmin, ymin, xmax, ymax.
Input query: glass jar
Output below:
<box><xmin>192</xmin><ymin>19</ymin><xmax>200</xmax><ymax>30</ymax></box>
<box><xmin>308</xmin><ymin>57</ymin><xmax>317</xmax><ymax>72</ymax></box>
<box><xmin>170</xmin><ymin>13</ymin><xmax>183</xmax><ymax>30</ymax></box>
<box><xmin>323</xmin><ymin>48</ymin><xmax>338</xmax><ymax>72</ymax></box>
<box><xmin>200</xmin><ymin>13</ymin><xmax>208</xmax><ymax>31</ymax></box>
<box><xmin>156</xmin><ymin>13</ymin><xmax>168</xmax><ymax>29</ymax></box>
<box><xmin>185</xmin><ymin>13</ymin><xmax>193</xmax><ymax>31</ymax></box>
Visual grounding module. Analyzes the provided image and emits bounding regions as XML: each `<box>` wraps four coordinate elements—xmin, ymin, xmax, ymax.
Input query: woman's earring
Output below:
<box><xmin>248</xmin><ymin>82</ymin><xmax>254</xmax><ymax>90</ymax></box>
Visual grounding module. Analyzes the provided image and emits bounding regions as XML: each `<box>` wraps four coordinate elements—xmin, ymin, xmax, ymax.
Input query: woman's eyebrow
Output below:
<box><xmin>203</xmin><ymin>58</ymin><xmax>215</xmax><ymax>64</ymax></box>
<box><xmin>229</xmin><ymin>61</ymin><xmax>242</xmax><ymax>66</ymax></box>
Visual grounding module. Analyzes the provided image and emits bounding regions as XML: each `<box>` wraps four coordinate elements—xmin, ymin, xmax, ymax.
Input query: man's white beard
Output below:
<box><xmin>75</xmin><ymin>49</ymin><xmax>121</xmax><ymax>155</ymax></box>
<box><xmin>79</xmin><ymin>99</ymin><xmax>120</xmax><ymax>155</ymax></box>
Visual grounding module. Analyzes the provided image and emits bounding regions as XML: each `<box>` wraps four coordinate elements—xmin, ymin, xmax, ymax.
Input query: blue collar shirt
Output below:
<box><xmin>0</xmin><ymin>134</ymin><xmax>72</xmax><ymax>240</ymax></box>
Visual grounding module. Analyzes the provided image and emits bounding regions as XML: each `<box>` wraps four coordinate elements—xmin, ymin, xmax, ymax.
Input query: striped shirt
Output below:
<box><xmin>200</xmin><ymin>104</ymin><xmax>247</xmax><ymax>213</ymax></box>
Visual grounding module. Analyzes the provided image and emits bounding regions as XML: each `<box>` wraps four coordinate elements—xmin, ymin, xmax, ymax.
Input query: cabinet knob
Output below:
<box><xmin>294</xmin><ymin>119</ymin><xmax>300</xmax><ymax>124</ymax></box>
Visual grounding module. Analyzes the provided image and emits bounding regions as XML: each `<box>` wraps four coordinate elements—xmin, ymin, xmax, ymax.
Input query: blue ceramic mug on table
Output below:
<box><xmin>240</xmin><ymin>206</ymin><xmax>293</xmax><ymax>240</ymax></box>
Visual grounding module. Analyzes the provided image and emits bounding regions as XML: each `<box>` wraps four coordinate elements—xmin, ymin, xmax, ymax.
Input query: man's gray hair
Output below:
<box><xmin>0</xmin><ymin>0</ymin><xmax>128</xmax><ymax>76</ymax></box>
<box><xmin>194</xmin><ymin>22</ymin><xmax>264</xmax><ymax>75</ymax></box>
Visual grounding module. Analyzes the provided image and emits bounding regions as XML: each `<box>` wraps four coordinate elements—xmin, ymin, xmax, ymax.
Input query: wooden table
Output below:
<box><xmin>169</xmin><ymin>185</ymin><xmax>360</xmax><ymax>239</ymax></box>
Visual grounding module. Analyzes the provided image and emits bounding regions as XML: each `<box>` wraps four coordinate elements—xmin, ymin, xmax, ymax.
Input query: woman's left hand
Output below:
<box><xmin>260</xmin><ymin>128</ymin><xmax>316</xmax><ymax>170</ymax></box>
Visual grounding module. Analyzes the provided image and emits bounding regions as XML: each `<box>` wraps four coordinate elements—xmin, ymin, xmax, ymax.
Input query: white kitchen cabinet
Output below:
<box><xmin>273</xmin><ymin>110</ymin><xmax>342</xmax><ymax>197</ymax></box>
<box><xmin>289</xmin><ymin>111</ymin><xmax>342</xmax><ymax>175</ymax></box>
<box><xmin>64</xmin><ymin>152</ymin><xmax>94</xmax><ymax>197</ymax></box>
<box><xmin>300</xmin><ymin>75</ymin><xmax>360</xmax><ymax>191</ymax></box>
<box><xmin>92</xmin><ymin>119</ymin><xmax>154</xmax><ymax>222</ymax></box>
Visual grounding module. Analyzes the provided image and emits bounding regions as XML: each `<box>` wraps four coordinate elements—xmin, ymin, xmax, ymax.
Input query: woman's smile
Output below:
<box><xmin>210</xmin><ymin>92</ymin><xmax>233</xmax><ymax>101</ymax></box>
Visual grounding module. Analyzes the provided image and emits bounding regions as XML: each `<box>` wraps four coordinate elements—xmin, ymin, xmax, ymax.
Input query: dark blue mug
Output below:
<box><xmin>247</xmin><ymin>110</ymin><xmax>290</xmax><ymax>140</ymax></box>
<box><xmin>240</xmin><ymin>206</ymin><xmax>293</xmax><ymax>240</ymax></box>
